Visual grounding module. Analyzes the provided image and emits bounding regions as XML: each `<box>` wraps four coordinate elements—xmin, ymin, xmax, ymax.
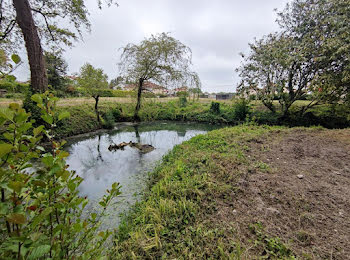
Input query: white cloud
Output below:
<box><xmin>14</xmin><ymin>0</ymin><xmax>290</xmax><ymax>92</ymax></box>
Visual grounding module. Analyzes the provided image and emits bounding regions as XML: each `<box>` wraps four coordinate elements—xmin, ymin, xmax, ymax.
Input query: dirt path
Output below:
<box><xmin>213</xmin><ymin>128</ymin><xmax>350</xmax><ymax>259</ymax></box>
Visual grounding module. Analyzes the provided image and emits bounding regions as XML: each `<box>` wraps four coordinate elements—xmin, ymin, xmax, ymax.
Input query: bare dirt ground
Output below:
<box><xmin>214</xmin><ymin>128</ymin><xmax>350</xmax><ymax>259</ymax></box>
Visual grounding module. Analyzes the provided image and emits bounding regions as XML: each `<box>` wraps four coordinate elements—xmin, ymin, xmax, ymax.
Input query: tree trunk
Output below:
<box><xmin>134</xmin><ymin>78</ymin><xmax>144</xmax><ymax>122</ymax></box>
<box><xmin>94</xmin><ymin>95</ymin><xmax>100</xmax><ymax>124</ymax></box>
<box><xmin>13</xmin><ymin>0</ymin><xmax>48</xmax><ymax>93</ymax></box>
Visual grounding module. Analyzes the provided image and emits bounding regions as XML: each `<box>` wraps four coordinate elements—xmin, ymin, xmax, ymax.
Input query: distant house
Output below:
<box><xmin>174</xmin><ymin>86</ymin><xmax>188</xmax><ymax>93</ymax></box>
<box><xmin>66</xmin><ymin>75</ymin><xmax>79</xmax><ymax>84</ymax></box>
<box><xmin>123</xmin><ymin>81</ymin><xmax>167</xmax><ymax>95</ymax></box>
<box><xmin>215</xmin><ymin>93</ymin><xmax>234</xmax><ymax>100</ymax></box>
<box><xmin>143</xmin><ymin>81</ymin><xmax>167</xmax><ymax>95</ymax></box>
<box><xmin>123</xmin><ymin>84</ymin><xmax>136</xmax><ymax>91</ymax></box>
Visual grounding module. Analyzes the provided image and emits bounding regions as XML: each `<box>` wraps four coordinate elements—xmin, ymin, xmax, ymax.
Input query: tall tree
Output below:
<box><xmin>77</xmin><ymin>63</ymin><xmax>108</xmax><ymax>123</ymax></box>
<box><xmin>237</xmin><ymin>0</ymin><xmax>350</xmax><ymax>115</ymax></box>
<box><xmin>0</xmin><ymin>0</ymin><xmax>117</xmax><ymax>92</ymax></box>
<box><xmin>118</xmin><ymin>33</ymin><xmax>200</xmax><ymax>121</ymax></box>
<box><xmin>44</xmin><ymin>51</ymin><xmax>68</xmax><ymax>90</ymax></box>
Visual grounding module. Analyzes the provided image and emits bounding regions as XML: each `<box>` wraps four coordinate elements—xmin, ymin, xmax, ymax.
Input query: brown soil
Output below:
<box><xmin>213</xmin><ymin>128</ymin><xmax>350</xmax><ymax>259</ymax></box>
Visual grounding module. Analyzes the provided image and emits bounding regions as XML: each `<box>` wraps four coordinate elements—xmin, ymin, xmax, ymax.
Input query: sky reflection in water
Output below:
<box><xmin>64</xmin><ymin>122</ymin><xmax>220</xmax><ymax>227</ymax></box>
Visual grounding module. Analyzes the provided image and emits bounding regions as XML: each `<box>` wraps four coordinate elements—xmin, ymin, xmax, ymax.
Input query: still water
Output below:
<box><xmin>64</xmin><ymin>121</ymin><xmax>220</xmax><ymax>227</ymax></box>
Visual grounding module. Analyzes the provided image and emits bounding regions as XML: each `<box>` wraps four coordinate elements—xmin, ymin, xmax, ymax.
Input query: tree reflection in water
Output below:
<box><xmin>64</xmin><ymin>122</ymin><xmax>221</xmax><ymax>228</ymax></box>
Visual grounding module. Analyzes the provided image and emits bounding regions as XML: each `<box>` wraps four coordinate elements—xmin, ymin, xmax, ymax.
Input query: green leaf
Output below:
<box><xmin>42</xmin><ymin>155</ymin><xmax>54</xmax><ymax>167</ymax></box>
<box><xmin>41</xmin><ymin>114</ymin><xmax>53</xmax><ymax>125</ymax></box>
<box><xmin>0</xmin><ymin>143</ymin><xmax>12</xmax><ymax>157</ymax></box>
<box><xmin>31</xmin><ymin>94</ymin><xmax>42</xmax><ymax>105</ymax></box>
<box><xmin>8</xmin><ymin>181</ymin><xmax>24</xmax><ymax>193</ymax></box>
<box><xmin>31</xmin><ymin>207</ymin><xmax>52</xmax><ymax>227</ymax></box>
<box><xmin>58</xmin><ymin>111</ymin><xmax>70</xmax><ymax>121</ymax></box>
<box><xmin>33</xmin><ymin>125</ymin><xmax>44</xmax><ymax>136</ymax></box>
<box><xmin>0</xmin><ymin>203</ymin><xmax>9</xmax><ymax>215</ymax></box>
<box><xmin>11</xmin><ymin>54</ymin><xmax>21</xmax><ymax>64</ymax></box>
<box><xmin>6</xmin><ymin>75</ymin><xmax>16</xmax><ymax>81</ymax></box>
<box><xmin>27</xmin><ymin>245</ymin><xmax>51</xmax><ymax>260</ymax></box>
<box><xmin>9</xmin><ymin>103</ymin><xmax>20</xmax><ymax>110</ymax></box>
<box><xmin>0</xmin><ymin>107</ymin><xmax>14</xmax><ymax>121</ymax></box>
<box><xmin>7</xmin><ymin>213</ymin><xmax>26</xmax><ymax>224</ymax></box>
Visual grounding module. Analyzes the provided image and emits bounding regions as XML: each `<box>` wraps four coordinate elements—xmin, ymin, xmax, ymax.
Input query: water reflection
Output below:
<box><xmin>65</xmin><ymin>122</ymin><xmax>220</xmax><ymax>226</ymax></box>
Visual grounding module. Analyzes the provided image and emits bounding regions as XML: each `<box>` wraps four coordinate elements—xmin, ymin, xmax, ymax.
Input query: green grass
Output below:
<box><xmin>53</xmin><ymin>99</ymin><xmax>350</xmax><ymax>138</ymax></box>
<box><xmin>110</xmin><ymin>125</ymin><xmax>293</xmax><ymax>259</ymax></box>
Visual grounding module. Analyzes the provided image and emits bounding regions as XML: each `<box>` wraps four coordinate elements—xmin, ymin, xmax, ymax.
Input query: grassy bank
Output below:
<box><xmin>111</xmin><ymin>125</ymin><xmax>350</xmax><ymax>259</ymax></box>
<box><xmin>54</xmin><ymin>99</ymin><xmax>350</xmax><ymax>138</ymax></box>
<box><xmin>112</xmin><ymin>125</ymin><xmax>281</xmax><ymax>259</ymax></box>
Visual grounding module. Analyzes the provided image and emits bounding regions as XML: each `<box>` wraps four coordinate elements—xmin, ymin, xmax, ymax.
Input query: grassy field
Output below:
<box><xmin>0</xmin><ymin>97</ymin><xmax>217</xmax><ymax>107</ymax></box>
<box><xmin>111</xmin><ymin>125</ymin><xmax>350</xmax><ymax>259</ymax></box>
<box><xmin>1</xmin><ymin>96</ymin><xmax>349</xmax><ymax>138</ymax></box>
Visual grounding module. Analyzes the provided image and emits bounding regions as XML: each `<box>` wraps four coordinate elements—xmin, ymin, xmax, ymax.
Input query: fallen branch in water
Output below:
<box><xmin>108</xmin><ymin>141</ymin><xmax>155</xmax><ymax>153</ymax></box>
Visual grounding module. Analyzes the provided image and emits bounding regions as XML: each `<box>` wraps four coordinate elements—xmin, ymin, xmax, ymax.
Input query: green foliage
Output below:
<box><xmin>44</xmin><ymin>51</ymin><xmax>68</xmax><ymax>91</ymax></box>
<box><xmin>102</xmin><ymin>110</ymin><xmax>115</xmax><ymax>129</ymax></box>
<box><xmin>178</xmin><ymin>96</ymin><xmax>187</xmax><ymax>107</ymax></box>
<box><xmin>176</xmin><ymin>90</ymin><xmax>189</xmax><ymax>97</ymax></box>
<box><xmin>249</xmin><ymin>223</ymin><xmax>295</xmax><ymax>259</ymax></box>
<box><xmin>112</xmin><ymin>125</ymin><xmax>285</xmax><ymax>258</ymax></box>
<box><xmin>0</xmin><ymin>50</ymin><xmax>22</xmax><ymax>80</ymax></box>
<box><xmin>31</xmin><ymin>99</ymin><xmax>350</xmax><ymax>139</ymax></box>
<box><xmin>77</xmin><ymin>63</ymin><xmax>109</xmax><ymax>97</ymax></box>
<box><xmin>0</xmin><ymin>92</ymin><xmax>121</xmax><ymax>259</ymax></box>
<box><xmin>111</xmin><ymin>107</ymin><xmax>122</xmax><ymax>120</ymax></box>
<box><xmin>0</xmin><ymin>0</ymin><xmax>117</xmax><ymax>51</ymax></box>
<box><xmin>237</xmin><ymin>0</ymin><xmax>350</xmax><ymax>116</ymax></box>
<box><xmin>210</xmin><ymin>101</ymin><xmax>221</xmax><ymax>114</ymax></box>
<box><xmin>118</xmin><ymin>32</ymin><xmax>201</xmax><ymax>119</ymax></box>
<box><xmin>119</xmin><ymin>33</ymin><xmax>199</xmax><ymax>87</ymax></box>
<box><xmin>232</xmin><ymin>98</ymin><xmax>251</xmax><ymax>121</ymax></box>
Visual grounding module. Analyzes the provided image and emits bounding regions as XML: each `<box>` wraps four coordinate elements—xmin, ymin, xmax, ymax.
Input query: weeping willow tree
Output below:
<box><xmin>118</xmin><ymin>33</ymin><xmax>201</xmax><ymax>121</ymax></box>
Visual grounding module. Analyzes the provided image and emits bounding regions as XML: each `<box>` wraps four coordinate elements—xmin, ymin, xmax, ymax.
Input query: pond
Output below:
<box><xmin>64</xmin><ymin>121</ymin><xmax>221</xmax><ymax>227</ymax></box>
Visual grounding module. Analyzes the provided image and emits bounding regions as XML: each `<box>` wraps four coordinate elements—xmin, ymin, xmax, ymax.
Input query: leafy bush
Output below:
<box><xmin>111</xmin><ymin>108</ymin><xmax>122</xmax><ymax>120</ymax></box>
<box><xmin>179</xmin><ymin>96</ymin><xmax>187</xmax><ymax>107</ymax></box>
<box><xmin>232</xmin><ymin>98</ymin><xmax>251</xmax><ymax>121</ymax></box>
<box><xmin>0</xmin><ymin>80</ymin><xmax>29</xmax><ymax>93</ymax></box>
<box><xmin>0</xmin><ymin>92</ymin><xmax>121</xmax><ymax>259</ymax></box>
<box><xmin>103</xmin><ymin>110</ymin><xmax>115</xmax><ymax>129</ymax></box>
<box><xmin>210</xmin><ymin>101</ymin><xmax>221</xmax><ymax>114</ymax></box>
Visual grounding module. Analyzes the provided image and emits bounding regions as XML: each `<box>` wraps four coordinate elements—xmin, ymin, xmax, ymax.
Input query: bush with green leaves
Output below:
<box><xmin>0</xmin><ymin>92</ymin><xmax>121</xmax><ymax>259</ymax></box>
<box><xmin>232</xmin><ymin>98</ymin><xmax>251</xmax><ymax>121</ymax></box>
<box><xmin>102</xmin><ymin>110</ymin><xmax>115</xmax><ymax>129</ymax></box>
<box><xmin>210</xmin><ymin>101</ymin><xmax>221</xmax><ymax>114</ymax></box>
<box><xmin>178</xmin><ymin>96</ymin><xmax>188</xmax><ymax>107</ymax></box>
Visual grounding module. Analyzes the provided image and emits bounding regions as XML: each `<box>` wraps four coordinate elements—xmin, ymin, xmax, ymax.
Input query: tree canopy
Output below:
<box><xmin>0</xmin><ymin>0</ymin><xmax>117</xmax><ymax>50</ymax></box>
<box><xmin>77</xmin><ymin>63</ymin><xmax>109</xmax><ymax>92</ymax></box>
<box><xmin>118</xmin><ymin>32</ymin><xmax>200</xmax><ymax>120</ymax></box>
<box><xmin>237</xmin><ymin>0</ymin><xmax>350</xmax><ymax>115</ymax></box>
<box><xmin>0</xmin><ymin>0</ymin><xmax>117</xmax><ymax>92</ymax></box>
<box><xmin>45</xmin><ymin>51</ymin><xmax>68</xmax><ymax>90</ymax></box>
<box><xmin>77</xmin><ymin>63</ymin><xmax>109</xmax><ymax>123</ymax></box>
<box><xmin>118</xmin><ymin>32</ymin><xmax>200</xmax><ymax>89</ymax></box>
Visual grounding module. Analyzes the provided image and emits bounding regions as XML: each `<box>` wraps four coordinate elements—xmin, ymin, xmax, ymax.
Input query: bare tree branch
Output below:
<box><xmin>31</xmin><ymin>8</ymin><xmax>59</xmax><ymax>41</ymax></box>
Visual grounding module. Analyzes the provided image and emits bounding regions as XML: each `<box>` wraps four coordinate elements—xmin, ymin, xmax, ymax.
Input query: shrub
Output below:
<box><xmin>103</xmin><ymin>110</ymin><xmax>115</xmax><ymax>129</ymax></box>
<box><xmin>111</xmin><ymin>108</ymin><xmax>122</xmax><ymax>120</ymax></box>
<box><xmin>232</xmin><ymin>98</ymin><xmax>251</xmax><ymax>121</ymax></box>
<box><xmin>179</xmin><ymin>96</ymin><xmax>187</xmax><ymax>107</ymax></box>
<box><xmin>210</xmin><ymin>101</ymin><xmax>221</xmax><ymax>114</ymax></box>
<box><xmin>0</xmin><ymin>92</ymin><xmax>121</xmax><ymax>259</ymax></box>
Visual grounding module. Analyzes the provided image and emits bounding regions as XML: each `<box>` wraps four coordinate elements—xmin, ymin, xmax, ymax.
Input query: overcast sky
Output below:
<box><xmin>15</xmin><ymin>0</ymin><xmax>290</xmax><ymax>93</ymax></box>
